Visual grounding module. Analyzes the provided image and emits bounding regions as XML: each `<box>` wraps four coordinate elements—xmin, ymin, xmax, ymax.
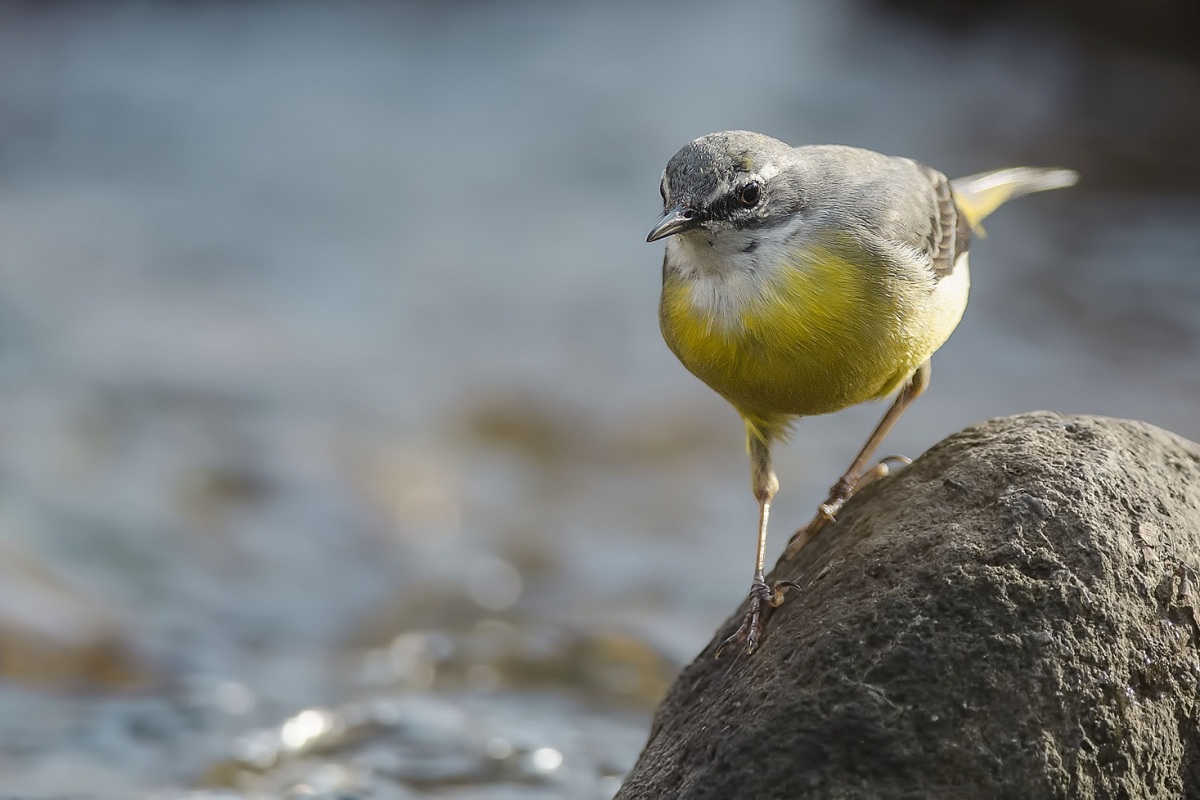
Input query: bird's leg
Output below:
<box><xmin>786</xmin><ymin>360</ymin><xmax>931</xmax><ymax>559</ymax></box>
<box><xmin>716</xmin><ymin>432</ymin><xmax>803</xmax><ymax>657</ymax></box>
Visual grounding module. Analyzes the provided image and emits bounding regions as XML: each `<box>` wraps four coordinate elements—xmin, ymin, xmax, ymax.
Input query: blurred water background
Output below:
<box><xmin>0</xmin><ymin>1</ymin><xmax>1197</xmax><ymax>797</ymax></box>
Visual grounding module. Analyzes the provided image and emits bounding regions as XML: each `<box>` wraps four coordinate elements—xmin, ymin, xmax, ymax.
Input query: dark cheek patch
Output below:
<box><xmin>741</xmin><ymin>241</ymin><xmax>759</xmax><ymax>254</ymax></box>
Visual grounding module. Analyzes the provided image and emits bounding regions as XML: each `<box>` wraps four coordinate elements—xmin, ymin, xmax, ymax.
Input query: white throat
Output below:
<box><xmin>663</xmin><ymin>216</ymin><xmax>809</xmax><ymax>327</ymax></box>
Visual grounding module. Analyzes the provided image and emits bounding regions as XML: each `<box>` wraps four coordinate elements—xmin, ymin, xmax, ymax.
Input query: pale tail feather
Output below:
<box><xmin>951</xmin><ymin>166</ymin><xmax>1079</xmax><ymax>231</ymax></box>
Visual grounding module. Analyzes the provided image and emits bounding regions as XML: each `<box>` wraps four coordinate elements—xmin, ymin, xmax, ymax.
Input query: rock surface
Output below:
<box><xmin>617</xmin><ymin>413</ymin><xmax>1200</xmax><ymax>800</ymax></box>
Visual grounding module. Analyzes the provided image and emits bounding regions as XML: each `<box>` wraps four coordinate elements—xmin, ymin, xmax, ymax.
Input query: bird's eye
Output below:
<box><xmin>737</xmin><ymin>182</ymin><xmax>761</xmax><ymax>208</ymax></box>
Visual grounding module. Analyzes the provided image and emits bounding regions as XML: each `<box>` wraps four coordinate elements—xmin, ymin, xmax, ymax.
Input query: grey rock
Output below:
<box><xmin>618</xmin><ymin>413</ymin><xmax>1200</xmax><ymax>800</ymax></box>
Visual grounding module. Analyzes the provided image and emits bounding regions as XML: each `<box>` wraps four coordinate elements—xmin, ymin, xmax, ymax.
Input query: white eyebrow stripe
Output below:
<box><xmin>700</xmin><ymin>164</ymin><xmax>778</xmax><ymax>206</ymax></box>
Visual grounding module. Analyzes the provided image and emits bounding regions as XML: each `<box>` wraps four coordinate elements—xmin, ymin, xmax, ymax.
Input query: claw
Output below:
<box><xmin>714</xmin><ymin>578</ymin><xmax>803</xmax><ymax>657</ymax></box>
<box><xmin>785</xmin><ymin>455</ymin><xmax>913</xmax><ymax>559</ymax></box>
<box><xmin>785</xmin><ymin>510</ymin><xmax>832</xmax><ymax>559</ymax></box>
<box><xmin>856</xmin><ymin>455</ymin><xmax>911</xmax><ymax>491</ymax></box>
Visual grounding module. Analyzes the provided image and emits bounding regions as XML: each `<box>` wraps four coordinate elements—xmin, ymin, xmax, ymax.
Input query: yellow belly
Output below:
<box><xmin>660</xmin><ymin>249</ymin><xmax>963</xmax><ymax>437</ymax></box>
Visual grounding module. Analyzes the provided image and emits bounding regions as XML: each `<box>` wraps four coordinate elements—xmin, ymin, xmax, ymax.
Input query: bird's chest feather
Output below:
<box><xmin>659</xmin><ymin>244</ymin><xmax>920</xmax><ymax>419</ymax></box>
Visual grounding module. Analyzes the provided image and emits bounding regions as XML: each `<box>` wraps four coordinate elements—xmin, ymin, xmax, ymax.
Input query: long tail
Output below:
<box><xmin>951</xmin><ymin>166</ymin><xmax>1079</xmax><ymax>231</ymax></box>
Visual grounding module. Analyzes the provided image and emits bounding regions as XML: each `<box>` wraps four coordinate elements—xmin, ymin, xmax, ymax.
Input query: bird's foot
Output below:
<box><xmin>715</xmin><ymin>577</ymin><xmax>803</xmax><ymax>657</ymax></box>
<box><xmin>785</xmin><ymin>455</ymin><xmax>912</xmax><ymax>558</ymax></box>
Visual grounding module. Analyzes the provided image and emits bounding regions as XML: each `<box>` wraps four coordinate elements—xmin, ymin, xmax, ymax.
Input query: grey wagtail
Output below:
<box><xmin>647</xmin><ymin>131</ymin><xmax>1077</xmax><ymax>655</ymax></box>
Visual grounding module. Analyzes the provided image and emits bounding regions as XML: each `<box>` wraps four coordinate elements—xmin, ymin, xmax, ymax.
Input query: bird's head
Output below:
<box><xmin>647</xmin><ymin>131</ymin><xmax>804</xmax><ymax>244</ymax></box>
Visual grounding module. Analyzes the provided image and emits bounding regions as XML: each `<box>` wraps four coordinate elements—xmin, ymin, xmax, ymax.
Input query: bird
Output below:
<box><xmin>646</xmin><ymin>131</ymin><xmax>1077</xmax><ymax>656</ymax></box>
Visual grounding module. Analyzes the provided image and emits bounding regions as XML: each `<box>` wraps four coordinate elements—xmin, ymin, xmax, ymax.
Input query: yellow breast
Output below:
<box><xmin>660</xmin><ymin>246</ymin><xmax>963</xmax><ymax>437</ymax></box>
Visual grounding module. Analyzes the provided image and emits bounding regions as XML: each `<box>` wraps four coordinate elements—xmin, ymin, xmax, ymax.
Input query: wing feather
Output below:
<box><xmin>920</xmin><ymin>165</ymin><xmax>971</xmax><ymax>281</ymax></box>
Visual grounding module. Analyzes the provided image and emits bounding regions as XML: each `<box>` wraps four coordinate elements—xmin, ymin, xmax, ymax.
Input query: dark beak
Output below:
<box><xmin>646</xmin><ymin>205</ymin><xmax>703</xmax><ymax>242</ymax></box>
